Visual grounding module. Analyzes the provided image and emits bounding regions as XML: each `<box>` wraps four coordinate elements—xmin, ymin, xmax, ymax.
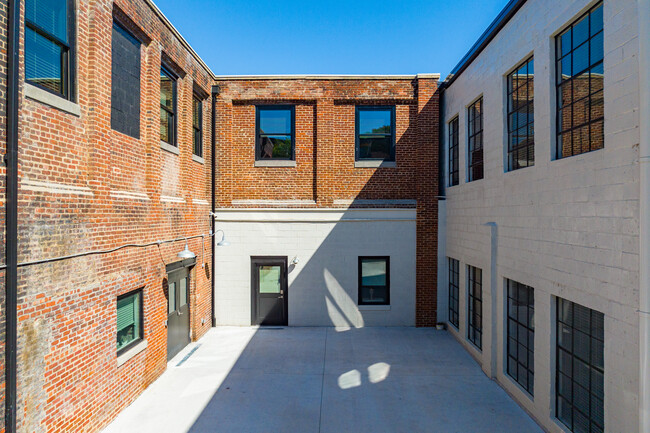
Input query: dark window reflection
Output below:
<box><xmin>356</xmin><ymin>107</ymin><xmax>395</xmax><ymax>161</ymax></box>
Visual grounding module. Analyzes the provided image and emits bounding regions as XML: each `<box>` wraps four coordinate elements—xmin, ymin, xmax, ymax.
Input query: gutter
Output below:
<box><xmin>4</xmin><ymin>0</ymin><xmax>20</xmax><ymax>429</ymax></box>
<box><xmin>638</xmin><ymin>0</ymin><xmax>650</xmax><ymax>431</ymax></box>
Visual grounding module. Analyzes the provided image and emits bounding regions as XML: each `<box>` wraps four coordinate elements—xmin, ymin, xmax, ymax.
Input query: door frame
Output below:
<box><xmin>166</xmin><ymin>259</ymin><xmax>194</xmax><ymax>361</ymax></box>
<box><xmin>250</xmin><ymin>256</ymin><xmax>288</xmax><ymax>326</ymax></box>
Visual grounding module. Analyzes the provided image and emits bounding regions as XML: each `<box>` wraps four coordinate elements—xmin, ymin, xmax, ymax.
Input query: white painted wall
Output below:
<box><xmin>439</xmin><ymin>0</ymin><xmax>641</xmax><ymax>431</ymax></box>
<box><xmin>213</xmin><ymin>208</ymin><xmax>416</xmax><ymax>327</ymax></box>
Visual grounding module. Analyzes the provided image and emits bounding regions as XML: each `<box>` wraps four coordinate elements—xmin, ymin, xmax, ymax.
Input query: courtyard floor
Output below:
<box><xmin>102</xmin><ymin>327</ymin><xmax>543</xmax><ymax>433</ymax></box>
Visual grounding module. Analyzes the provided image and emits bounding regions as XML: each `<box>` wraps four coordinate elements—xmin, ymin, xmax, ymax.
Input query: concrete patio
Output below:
<box><xmin>102</xmin><ymin>327</ymin><xmax>543</xmax><ymax>433</ymax></box>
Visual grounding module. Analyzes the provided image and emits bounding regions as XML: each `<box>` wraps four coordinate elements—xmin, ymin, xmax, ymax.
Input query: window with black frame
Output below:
<box><xmin>467</xmin><ymin>98</ymin><xmax>483</xmax><ymax>181</ymax></box>
<box><xmin>111</xmin><ymin>21</ymin><xmax>141</xmax><ymax>139</ymax></box>
<box><xmin>193</xmin><ymin>95</ymin><xmax>203</xmax><ymax>157</ymax></box>
<box><xmin>467</xmin><ymin>265</ymin><xmax>482</xmax><ymax>349</ymax></box>
<box><xmin>555</xmin><ymin>2</ymin><xmax>604</xmax><ymax>158</ymax></box>
<box><xmin>556</xmin><ymin>298</ymin><xmax>604</xmax><ymax>433</ymax></box>
<box><xmin>160</xmin><ymin>66</ymin><xmax>177</xmax><ymax>146</ymax></box>
<box><xmin>448</xmin><ymin>258</ymin><xmax>459</xmax><ymax>328</ymax></box>
<box><xmin>117</xmin><ymin>289</ymin><xmax>143</xmax><ymax>354</ymax></box>
<box><xmin>356</xmin><ymin>106</ymin><xmax>395</xmax><ymax>161</ymax></box>
<box><xmin>358</xmin><ymin>257</ymin><xmax>390</xmax><ymax>305</ymax></box>
<box><xmin>256</xmin><ymin>106</ymin><xmax>295</xmax><ymax>160</ymax></box>
<box><xmin>506</xmin><ymin>279</ymin><xmax>535</xmax><ymax>395</ymax></box>
<box><xmin>507</xmin><ymin>56</ymin><xmax>535</xmax><ymax>171</ymax></box>
<box><xmin>448</xmin><ymin>117</ymin><xmax>459</xmax><ymax>186</ymax></box>
<box><xmin>25</xmin><ymin>0</ymin><xmax>75</xmax><ymax>100</ymax></box>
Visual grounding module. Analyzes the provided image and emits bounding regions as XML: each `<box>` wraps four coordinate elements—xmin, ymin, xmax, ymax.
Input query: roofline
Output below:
<box><xmin>144</xmin><ymin>0</ymin><xmax>216</xmax><ymax>79</ymax></box>
<box><xmin>213</xmin><ymin>74</ymin><xmax>440</xmax><ymax>81</ymax></box>
<box><xmin>443</xmin><ymin>0</ymin><xmax>527</xmax><ymax>89</ymax></box>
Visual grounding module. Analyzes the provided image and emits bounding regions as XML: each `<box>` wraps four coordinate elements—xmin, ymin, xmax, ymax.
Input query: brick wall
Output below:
<box><xmin>7</xmin><ymin>0</ymin><xmax>214</xmax><ymax>431</ymax></box>
<box><xmin>215</xmin><ymin>76</ymin><xmax>439</xmax><ymax>325</ymax></box>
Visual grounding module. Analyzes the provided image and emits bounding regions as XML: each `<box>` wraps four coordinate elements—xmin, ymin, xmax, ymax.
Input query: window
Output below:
<box><xmin>448</xmin><ymin>117</ymin><xmax>459</xmax><ymax>186</ymax></box>
<box><xmin>256</xmin><ymin>106</ymin><xmax>295</xmax><ymax>160</ymax></box>
<box><xmin>556</xmin><ymin>298</ymin><xmax>604</xmax><ymax>433</ymax></box>
<box><xmin>117</xmin><ymin>289</ymin><xmax>143</xmax><ymax>354</ymax></box>
<box><xmin>467</xmin><ymin>98</ymin><xmax>483</xmax><ymax>181</ymax></box>
<box><xmin>193</xmin><ymin>95</ymin><xmax>203</xmax><ymax>157</ymax></box>
<box><xmin>556</xmin><ymin>2</ymin><xmax>604</xmax><ymax>158</ymax></box>
<box><xmin>448</xmin><ymin>258</ymin><xmax>459</xmax><ymax>328</ymax></box>
<box><xmin>507</xmin><ymin>280</ymin><xmax>535</xmax><ymax>395</ymax></box>
<box><xmin>358</xmin><ymin>257</ymin><xmax>390</xmax><ymax>305</ymax></box>
<box><xmin>160</xmin><ymin>66</ymin><xmax>177</xmax><ymax>145</ymax></box>
<box><xmin>25</xmin><ymin>0</ymin><xmax>75</xmax><ymax>99</ymax></box>
<box><xmin>356</xmin><ymin>106</ymin><xmax>396</xmax><ymax>161</ymax></box>
<box><xmin>507</xmin><ymin>56</ymin><xmax>535</xmax><ymax>171</ymax></box>
<box><xmin>467</xmin><ymin>265</ymin><xmax>482</xmax><ymax>349</ymax></box>
<box><xmin>111</xmin><ymin>22</ymin><xmax>141</xmax><ymax>138</ymax></box>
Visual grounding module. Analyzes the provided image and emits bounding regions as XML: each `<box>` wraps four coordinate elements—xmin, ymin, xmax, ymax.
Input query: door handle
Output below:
<box><xmin>177</xmin><ymin>311</ymin><xmax>183</xmax><ymax>316</ymax></box>
<box><xmin>278</xmin><ymin>295</ymin><xmax>284</xmax><ymax>299</ymax></box>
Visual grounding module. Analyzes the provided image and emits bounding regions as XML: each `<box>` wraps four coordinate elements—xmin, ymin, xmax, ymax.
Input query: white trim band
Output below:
<box><xmin>23</xmin><ymin>179</ymin><xmax>93</xmax><ymax>196</ymax></box>
<box><xmin>110</xmin><ymin>190</ymin><xmax>150</xmax><ymax>201</ymax></box>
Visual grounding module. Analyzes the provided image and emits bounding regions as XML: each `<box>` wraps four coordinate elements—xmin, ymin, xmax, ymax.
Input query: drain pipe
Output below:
<box><xmin>5</xmin><ymin>0</ymin><xmax>20</xmax><ymax>429</ymax></box>
<box><xmin>638</xmin><ymin>0</ymin><xmax>650</xmax><ymax>431</ymax></box>
<box><xmin>210</xmin><ymin>85</ymin><xmax>219</xmax><ymax>327</ymax></box>
<box><xmin>484</xmin><ymin>222</ymin><xmax>498</xmax><ymax>379</ymax></box>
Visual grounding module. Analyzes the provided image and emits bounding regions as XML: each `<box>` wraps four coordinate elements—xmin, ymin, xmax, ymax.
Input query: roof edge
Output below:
<box><xmin>214</xmin><ymin>74</ymin><xmax>440</xmax><ymax>81</ymax></box>
<box><xmin>443</xmin><ymin>0</ymin><xmax>527</xmax><ymax>88</ymax></box>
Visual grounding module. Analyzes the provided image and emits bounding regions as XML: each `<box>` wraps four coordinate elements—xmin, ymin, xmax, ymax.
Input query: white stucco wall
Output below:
<box><xmin>438</xmin><ymin>0</ymin><xmax>640</xmax><ymax>432</ymax></box>
<box><xmin>213</xmin><ymin>208</ymin><xmax>416</xmax><ymax>327</ymax></box>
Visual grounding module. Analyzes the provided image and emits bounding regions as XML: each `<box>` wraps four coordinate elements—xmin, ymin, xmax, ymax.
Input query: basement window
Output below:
<box><xmin>160</xmin><ymin>66</ymin><xmax>177</xmax><ymax>146</ymax></box>
<box><xmin>256</xmin><ymin>106</ymin><xmax>295</xmax><ymax>160</ymax></box>
<box><xmin>358</xmin><ymin>257</ymin><xmax>390</xmax><ymax>306</ymax></box>
<box><xmin>356</xmin><ymin>106</ymin><xmax>396</xmax><ymax>161</ymax></box>
<box><xmin>117</xmin><ymin>289</ymin><xmax>143</xmax><ymax>354</ymax></box>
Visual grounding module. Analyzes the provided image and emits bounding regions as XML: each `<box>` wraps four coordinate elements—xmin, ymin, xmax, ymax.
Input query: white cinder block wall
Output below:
<box><xmin>214</xmin><ymin>208</ymin><xmax>417</xmax><ymax>327</ymax></box>
<box><xmin>438</xmin><ymin>0</ymin><xmax>641</xmax><ymax>432</ymax></box>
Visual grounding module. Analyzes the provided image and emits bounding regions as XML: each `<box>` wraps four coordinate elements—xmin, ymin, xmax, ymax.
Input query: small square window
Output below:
<box><xmin>358</xmin><ymin>257</ymin><xmax>390</xmax><ymax>305</ymax></box>
<box><xmin>117</xmin><ymin>289</ymin><xmax>143</xmax><ymax>354</ymax></box>
<box><xmin>356</xmin><ymin>106</ymin><xmax>396</xmax><ymax>161</ymax></box>
<box><xmin>256</xmin><ymin>106</ymin><xmax>295</xmax><ymax>160</ymax></box>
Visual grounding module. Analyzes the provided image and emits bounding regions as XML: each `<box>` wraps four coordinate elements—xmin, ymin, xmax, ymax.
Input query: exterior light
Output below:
<box><xmin>216</xmin><ymin>230</ymin><xmax>230</xmax><ymax>247</ymax></box>
<box><xmin>177</xmin><ymin>240</ymin><xmax>196</xmax><ymax>259</ymax></box>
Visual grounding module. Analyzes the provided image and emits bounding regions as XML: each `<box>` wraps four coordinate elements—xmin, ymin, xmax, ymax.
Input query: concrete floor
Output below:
<box><xmin>102</xmin><ymin>327</ymin><xmax>543</xmax><ymax>433</ymax></box>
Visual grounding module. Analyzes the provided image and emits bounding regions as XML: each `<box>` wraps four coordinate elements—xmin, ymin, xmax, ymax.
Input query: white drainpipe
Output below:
<box><xmin>638</xmin><ymin>0</ymin><xmax>650</xmax><ymax>431</ymax></box>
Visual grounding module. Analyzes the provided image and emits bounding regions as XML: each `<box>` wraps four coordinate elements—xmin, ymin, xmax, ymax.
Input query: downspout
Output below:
<box><xmin>5</xmin><ymin>0</ymin><xmax>20</xmax><ymax>430</ymax></box>
<box><xmin>638</xmin><ymin>0</ymin><xmax>650</xmax><ymax>431</ymax></box>
<box><xmin>210</xmin><ymin>85</ymin><xmax>219</xmax><ymax>327</ymax></box>
<box><xmin>484</xmin><ymin>222</ymin><xmax>498</xmax><ymax>379</ymax></box>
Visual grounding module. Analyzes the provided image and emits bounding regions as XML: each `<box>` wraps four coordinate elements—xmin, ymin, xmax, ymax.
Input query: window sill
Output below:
<box><xmin>355</xmin><ymin>160</ymin><xmax>396</xmax><ymax>168</ymax></box>
<box><xmin>358</xmin><ymin>305</ymin><xmax>391</xmax><ymax>311</ymax></box>
<box><xmin>160</xmin><ymin>141</ymin><xmax>180</xmax><ymax>155</ymax></box>
<box><xmin>254</xmin><ymin>160</ymin><xmax>296</xmax><ymax>167</ymax></box>
<box><xmin>117</xmin><ymin>339</ymin><xmax>147</xmax><ymax>367</ymax></box>
<box><xmin>192</xmin><ymin>154</ymin><xmax>205</xmax><ymax>164</ymax></box>
<box><xmin>24</xmin><ymin>83</ymin><xmax>81</xmax><ymax>117</ymax></box>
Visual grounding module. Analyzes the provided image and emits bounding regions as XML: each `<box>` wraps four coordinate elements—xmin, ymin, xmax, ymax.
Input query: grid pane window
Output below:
<box><xmin>448</xmin><ymin>258</ymin><xmax>459</xmax><ymax>328</ymax></box>
<box><xmin>467</xmin><ymin>265</ymin><xmax>482</xmax><ymax>349</ymax></box>
<box><xmin>556</xmin><ymin>298</ymin><xmax>604</xmax><ymax>433</ymax></box>
<box><xmin>193</xmin><ymin>96</ymin><xmax>203</xmax><ymax>157</ymax></box>
<box><xmin>256</xmin><ymin>106</ymin><xmax>295</xmax><ymax>160</ymax></box>
<box><xmin>507</xmin><ymin>280</ymin><xmax>535</xmax><ymax>395</ymax></box>
<box><xmin>467</xmin><ymin>98</ymin><xmax>483</xmax><ymax>181</ymax></box>
<box><xmin>556</xmin><ymin>2</ymin><xmax>604</xmax><ymax>158</ymax></box>
<box><xmin>356</xmin><ymin>107</ymin><xmax>395</xmax><ymax>161</ymax></box>
<box><xmin>507</xmin><ymin>56</ymin><xmax>535</xmax><ymax>171</ymax></box>
<box><xmin>160</xmin><ymin>67</ymin><xmax>177</xmax><ymax>145</ymax></box>
<box><xmin>448</xmin><ymin>117</ymin><xmax>459</xmax><ymax>186</ymax></box>
<box><xmin>117</xmin><ymin>290</ymin><xmax>143</xmax><ymax>353</ymax></box>
<box><xmin>25</xmin><ymin>0</ymin><xmax>74</xmax><ymax>99</ymax></box>
<box><xmin>358</xmin><ymin>257</ymin><xmax>390</xmax><ymax>305</ymax></box>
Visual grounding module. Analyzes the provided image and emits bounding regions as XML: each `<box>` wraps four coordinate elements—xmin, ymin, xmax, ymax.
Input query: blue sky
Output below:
<box><xmin>154</xmin><ymin>0</ymin><xmax>510</xmax><ymax>78</ymax></box>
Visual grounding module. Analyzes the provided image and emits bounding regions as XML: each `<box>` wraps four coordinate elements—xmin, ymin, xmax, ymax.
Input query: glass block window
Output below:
<box><xmin>507</xmin><ymin>280</ymin><xmax>535</xmax><ymax>395</ymax></box>
<box><xmin>25</xmin><ymin>0</ymin><xmax>75</xmax><ymax>99</ymax></box>
<box><xmin>507</xmin><ymin>56</ymin><xmax>535</xmax><ymax>171</ymax></box>
<box><xmin>467</xmin><ymin>265</ymin><xmax>482</xmax><ymax>349</ymax></box>
<box><xmin>256</xmin><ymin>106</ymin><xmax>295</xmax><ymax>160</ymax></box>
<box><xmin>467</xmin><ymin>98</ymin><xmax>483</xmax><ymax>181</ymax></box>
<box><xmin>448</xmin><ymin>117</ymin><xmax>459</xmax><ymax>186</ymax></box>
<box><xmin>556</xmin><ymin>298</ymin><xmax>604</xmax><ymax>433</ymax></box>
<box><xmin>556</xmin><ymin>2</ymin><xmax>604</xmax><ymax>158</ymax></box>
<box><xmin>193</xmin><ymin>95</ymin><xmax>203</xmax><ymax>157</ymax></box>
<box><xmin>448</xmin><ymin>258</ymin><xmax>460</xmax><ymax>328</ymax></box>
<box><xmin>160</xmin><ymin>66</ymin><xmax>177</xmax><ymax>145</ymax></box>
<box><xmin>356</xmin><ymin>106</ymin><xmax>396</xmax><ymax>161</ymax></box>
<box><xmin>117</xmin><ymin>289</ymin><xmax>143</xmax><ymax>353</ymax></box>
<box><xmin>358</xmin><ymin>257</ymin><xmax>390</xmax><ymax>305</ymax></box>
